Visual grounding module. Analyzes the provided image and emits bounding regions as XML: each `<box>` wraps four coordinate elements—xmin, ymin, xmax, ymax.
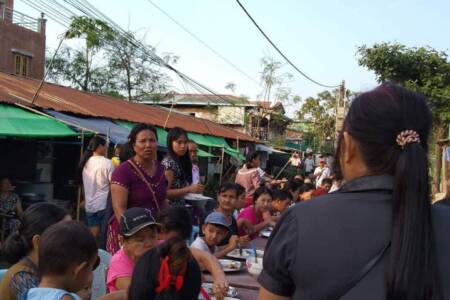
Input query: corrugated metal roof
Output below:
<box><xmin>0</xmin><ymin>72</ymin><xmax>256</xmax><ymax>142</ymax></box>
<box><xmin>142</xmin><ymin>93</ymin><xmax>257</xmax><ymax>107</ymax></box>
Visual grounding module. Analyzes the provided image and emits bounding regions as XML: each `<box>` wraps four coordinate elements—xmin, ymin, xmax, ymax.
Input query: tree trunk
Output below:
<box><xmin>83</xmin><ymin>48</ymin><xmax>90</xmax><ymax>91</ymax></box>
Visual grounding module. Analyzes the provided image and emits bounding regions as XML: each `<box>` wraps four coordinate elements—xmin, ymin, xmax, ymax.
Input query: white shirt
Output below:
<box><xmin>304</xmin><ymin>158</ymin><xmax>315</xmax><ymax>172</ymax></box>
<box><xmin>290</xmin><ymin>156</ymin><xmax>301</xmax><ymax>167</ymax></box>
<box><xmin>314</xmin><ymin>166</ymin><xmax>331</xmax><ymax>188</ymax></box>
<box><xmin>82</xmin><ymin>156</ymin><xmax>115</xmax><ymax>213</ymax></box>
<box><xmin>190</xmin><ymin>236</ymin><xmax>215</xmax><ymax>254</ymax></box>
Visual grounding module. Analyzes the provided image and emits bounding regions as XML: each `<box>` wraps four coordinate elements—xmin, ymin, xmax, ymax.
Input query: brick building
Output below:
<box><xmin>0</xmin><ymin>0</ymin><xmax>46</xmax><ymax>80</ymax></box>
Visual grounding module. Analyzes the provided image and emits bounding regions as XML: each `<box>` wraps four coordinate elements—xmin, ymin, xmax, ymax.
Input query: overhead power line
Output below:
<box><xmin>20</xmin><ymin>0</ymin><xmax>238</xmax><ymax>106</ymax></box>
<box><xmin>235</xmin><ymin>0</ymin><xmax>340</xmax><ymax>89</ymax></box>
<box><xmin>145</xmin><ymin>0</ymin><xmax>260</xmax><ymax>86</ymax></box>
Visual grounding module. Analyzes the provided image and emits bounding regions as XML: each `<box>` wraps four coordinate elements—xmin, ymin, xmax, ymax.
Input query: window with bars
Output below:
<box><xmin>14</xmin><ymin>54</ymin><xmax>28</xmax><ymax>76</ymax></box>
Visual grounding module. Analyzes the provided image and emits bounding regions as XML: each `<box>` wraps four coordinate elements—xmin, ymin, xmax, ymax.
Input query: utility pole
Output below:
<box><xmin>335</xmin><ymin>80</ymin><xmax>346</xmax><ymax>147</ymax></box>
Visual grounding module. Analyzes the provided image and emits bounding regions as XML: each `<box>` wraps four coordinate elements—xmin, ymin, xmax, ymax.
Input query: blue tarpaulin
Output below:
<box><xmin>45</xmin><ymin>110</ymin><xmax>131</xmax><ymax>144</ymax></box>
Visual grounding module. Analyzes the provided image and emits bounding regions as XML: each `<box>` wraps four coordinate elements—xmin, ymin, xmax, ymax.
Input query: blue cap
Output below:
<box><xmin>204</xmin><ymin>212</ymin><xmax>230</xmax><ymax>232</ymax></box>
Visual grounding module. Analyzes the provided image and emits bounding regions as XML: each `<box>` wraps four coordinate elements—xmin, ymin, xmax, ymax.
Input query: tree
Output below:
<box><xmin>357</xmin><ymin>42</ymin><xmax>450</xmax><ymax>192</ymax></box>
<box><xmin>296</xmin><ymin>89</ymin><xmax>352</xmax><ymax>152</ymax></box>
<box><xmin>225</xmin><ymin>82</ymin><xmax>236</xmax><ymax>93</ymax></box>
<box><xmin>64</xmin><ymin>16</ymin><xmax>116</xmax><ymax>91</ymax></box>
<box><xmin>46</xmin><ymin>17</ymin><xmax>176</xmax><ymax>100</ymax></box>
<box><xmin>106</xmin><ymin>33</ymin><xmax>177</xmax><ymax>102</ymax></box>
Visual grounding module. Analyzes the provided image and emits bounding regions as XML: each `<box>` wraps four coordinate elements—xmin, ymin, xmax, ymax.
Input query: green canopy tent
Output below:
<box><xmin>0</xmin><ymin>104</ymin><xmax>79</xmax><ymax>137</ymax></box>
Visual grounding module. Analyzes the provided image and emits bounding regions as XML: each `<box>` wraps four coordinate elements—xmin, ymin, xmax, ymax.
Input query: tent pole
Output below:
<box><xmin>219</xmin><ymin>147</ymin><xmax>225</xmax><ymax>186</ymax></box>
<box><xmin>77</xmin><ymin>130</ymin><xmax>85</xmax><ymax>221</ymax></box>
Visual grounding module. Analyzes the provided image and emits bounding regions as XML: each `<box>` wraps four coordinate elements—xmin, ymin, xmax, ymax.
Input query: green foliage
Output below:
<box><xmin>357</xmin><ymin>43</ymin><xmax>450</xmax><ymax>128</ymax></box>
<box><xmin>106</xmin><ymin>32</ymin><xmax>176</xmax><ymax>101</ymax></box>
<box><xmin>296</xmin><ymin>89</ymin><xmax>352</xmax><ymax>146</ymax></box>
<box><xmin>47</xmin><ymin>17</ymin><xmax>174</xmax><ymax>99</ymax></box>
<box><xmin>65</xmin><ymin>16</ymin><xmax>116</xmax><ymax>49</ymax></box>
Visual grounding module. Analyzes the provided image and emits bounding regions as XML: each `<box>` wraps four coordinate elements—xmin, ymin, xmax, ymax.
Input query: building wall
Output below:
<box><xmin>0</xmin><ymin>1</ymin><xmax>46</xmax><ymax>80</ymax></box>
<box><xmin>169</xmin><ymin>106</ymin><xmax>219</xmax><ymax>122</ymax></box>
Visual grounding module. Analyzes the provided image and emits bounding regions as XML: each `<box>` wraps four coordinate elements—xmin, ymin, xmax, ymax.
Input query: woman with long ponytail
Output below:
<box><xmin>79</xmin><ymin>135</ymin><xmax>115</xmax><ymax>240</ymax></box>
<box><xmin>258</xmin><ymin>83</ymin><xmax>450</xmax><ymax>300</ymax></box>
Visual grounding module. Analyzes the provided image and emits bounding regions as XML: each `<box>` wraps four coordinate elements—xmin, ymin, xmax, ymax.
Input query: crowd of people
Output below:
<box><xmin>1</xmin><ymin>83</ymin><xmax>450</xmax><ymax>300</ymax></box>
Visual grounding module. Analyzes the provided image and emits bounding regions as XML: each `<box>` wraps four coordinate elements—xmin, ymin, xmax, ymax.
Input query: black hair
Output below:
<box><xmin>284</xmin><ymin>179</ymin><xmax>303</xmax><ymax>193</ymax></box>
<box><xmin>218</xmin><ymin>182</ymin><xmax>238</xmax><ymax>197</ymax></box>
<box><xmin>157</xmin><ymin>206</ymin><xmax>192</xmax><ymax>240</ymax></box>
<box><xmin>336</xmin><ymin>83</ymin><xmax>440</xmax><ymax>299</ymax></box>
<box><xmin>129</xmin><ymin>237</ymin><xmax>201</xmax><ymax>300</ymax></box>
<box><xmin>119</xmin><ymin>143</ymin><xmax>135</xmax><ymax>162</ymax></box>
<box><xmin>2</xmin><ymin>203</ymin><xmax>68</xmax><ymax>264</ymax></box>
<box><xmin>272</xmin><ymin>189</ymin><xmax>292</xmax><ymax>202</ymax></box>
<box><xmin>166</xmin><ymin>127</ymin><xmax>192</xmax><ymax>184</ymax></box>
<box><xmin>124</xmin><ymin>123</ymin><xmax>158</xmax><ymax>159</ymax></box>
<box><xmin>300</xmin><ymin>183</ymin><xmax>315</xmax><ymax>193</ymax></box>
<box><xmin>234</xmin><ymin>183</ymin><xmax>246</xmax><ymax>197</ymax></box>
<box><xmin>78</xmin><ymin>135</ymin><xmax>106</xmax><ymax>173</ymax></box>
<box><xmin>38</xmin><ymin>221</ymin><xmax>97</xmax><ymax>277</ymax></box>
<box><xmin>253</xmin><ymin>186</ymin><xmax>273</xmax><ymax>204</ymax></box>
<box><xmin>129</xmin><ymin>123</ymin><xmax>158</xmax><ymax>146</ymax></box>
<box><xmin>245</xmin><ymin>151</ymin><xmax>259</xmax><ymax>169</ymax></box>
<box><xmin>321</xmin><ymin>178</ymin><xmax>333</xmax><ymax>186</ymax></box>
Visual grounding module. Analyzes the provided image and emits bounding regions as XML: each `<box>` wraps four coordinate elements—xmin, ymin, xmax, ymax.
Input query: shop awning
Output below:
<box><xmin>46</xmin><ymin>110</ymin><xmax>129</xmax><ymax>144</ymax></box>
<box><xmin>0</xmin><ymin>104</ymin><xmax>79</xmax><ymax>137</ymax></box>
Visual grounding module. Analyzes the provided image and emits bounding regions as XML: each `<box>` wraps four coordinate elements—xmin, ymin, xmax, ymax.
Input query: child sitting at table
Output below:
<box><xmin>157</xmin><ymin>207</ymin><xmax>228</xmax><ymax>299</ymax></box>
<box><xmin>299</xmin><ymin>183</ymin><xmax>316</xmax><ymax>201</ymax></box>
<box><xmin>313</xmin><ymin>178</ymin><xmax>333</xmax><ymax>196</ymax></box>
<box><xmin>271</xmin><ymin>189</ymin><xmax>292</xmax><ymax>214</ymax></box>
<box><xmin>23</xmin><ymin>221</ymin><xmax>99</xmax><ymax>300</ymax></box>
<box><xmin>191</xmin><ymin>212</ymin><xmax>237</xmax><ymax>258</ymax></box>
<box><xmin>237</xmin><ymin>187</ymin><xmax>275</xmax><ymax>240</ymax></box>
<box><xmin>128</xmin><ymin>237</ymin><xmax>202</xmax><ymax>300</ymax></box>
<box><xmin>106</xmin><ymin>207</ymin><xmax>159</xmax><ymax>292</ymax></box>
<box><xmin>233</xmin><ymin>183</ymin><xmax>246</xmax><ymax>211</ymax></box>
<box><xmin>215</xmin><ymin>183</ymin><xmax>251</xmax><ymax>247</ymax></box>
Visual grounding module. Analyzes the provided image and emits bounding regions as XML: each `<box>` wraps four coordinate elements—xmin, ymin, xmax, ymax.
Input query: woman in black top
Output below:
<box><xmin>259</xmin><ymin>84</ymin><xmax>450</xmax><ymax>300</ymax></box>
<box><xmin>162</xmin><ymin>127</ymin><xmax>204</xmax><ymax>205</ymax></box>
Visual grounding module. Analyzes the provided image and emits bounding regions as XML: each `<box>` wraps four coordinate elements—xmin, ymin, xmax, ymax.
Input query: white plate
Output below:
<box><xmin>184</xmin><ymin>193</ymin><xmax>213</xmax><ymax>201</ymax></box>
<box><xmin>227</xmin><ymin>248</ymin><xmax>264</xmax><ymax>260</ymax></box>
<box><xmin>260</xmin><ymin>229</ymin><xmax>272</xmax><ymax>238</ymax></box>
<box><xmin>218</xmin><ymin>259</ymin><xmax>245</xmax><ymax>272</ymax></box>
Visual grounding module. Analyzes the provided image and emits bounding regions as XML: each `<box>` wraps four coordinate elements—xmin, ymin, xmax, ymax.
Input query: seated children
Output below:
<box><xmin>283</xmin><ymin>178</ymin><xmax>303</xmax><ymax>203</ymax></box>
<box><xmin>233</xmin><ymin>183</ymin><xmax>246</xmax><ymax>211</ymax></box>
<box><xmin>23</xmin><ymin>221</ymin><xmax>99</xmax><ymax>300</ymax></box>
<box><xmin>214</xmin><ymin>183</ymin><xmax>250</xmax><ymax>247</ymax></box>
<box><xmin>128</xmin><ymin>237</ymin><xmax>202</xmax><ymax>300</ymax></box>
<box><xmin>191</xmin><ymin>212</ymin><xmax>237</xmax><ymax>258</ymax></box>
<box><xmin>271</xmin><ymin>189</ymin><xmax>292</xmax><ymax>215</ymax></box>
<box><xmin>106</xmin><ymin>207</ymin><xmax>159</xmax><ymax>292</ymax></box>
<box><xmin>157</xmin><ymin>206</ymin><xmax>228</xmax><ymax>299</ymax></box>
<box><xmin>313</xmin><ymin>178</ymin><xmax>333</xmax><ymax>196</ymax></box>
<box><xmin>299</xmin><ymin>183</ymin><xmax>316</xmax><ymax>201</ymax></box>
<box><xmin>237</xmin><ymin>187</ymin><xmax>275</xmax><ymax>240</ymax></box>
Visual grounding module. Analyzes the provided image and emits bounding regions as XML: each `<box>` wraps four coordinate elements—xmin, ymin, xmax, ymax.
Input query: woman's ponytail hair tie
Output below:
<box><xmin>396</xmin><ymin>130</ymin><xmax>421</xmax><ymax>149</ymax></box>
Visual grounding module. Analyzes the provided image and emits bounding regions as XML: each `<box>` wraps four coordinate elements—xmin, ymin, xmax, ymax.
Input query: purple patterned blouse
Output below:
<box><xmin>110</xmin><ymin>158</ymin><xmax>168</xmax><ymax>213</ymax></box>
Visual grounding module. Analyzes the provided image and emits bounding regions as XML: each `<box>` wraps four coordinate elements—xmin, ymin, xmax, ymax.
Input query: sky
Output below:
<box><xmin>13</xmin><ymin>0</ymin><xmax>450</xmax><ymax>117</ymax></box>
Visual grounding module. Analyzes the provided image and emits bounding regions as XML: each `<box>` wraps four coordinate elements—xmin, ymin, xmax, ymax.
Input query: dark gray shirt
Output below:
<box><xmin>258</xmin><ymin>175</ymin><xmax>450</xmax><ymax>300</ymax></box>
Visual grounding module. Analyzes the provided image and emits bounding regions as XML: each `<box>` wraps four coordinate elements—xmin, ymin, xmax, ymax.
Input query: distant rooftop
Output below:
<box><xmin>141</xmin><ymin>93</ymin><xmax>257</xmax><ymax>107</ymax></box>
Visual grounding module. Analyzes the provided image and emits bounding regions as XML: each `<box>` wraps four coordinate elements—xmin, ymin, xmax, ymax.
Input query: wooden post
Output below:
<box><xmin>219</xmin><ymin>147</ymin><xmax>225</xmax><ymax>186</ymax></box>
<box><xmin>77</xmin><ymin>130</ymin><xmax>85</xmax><ymax>221</ymax></box>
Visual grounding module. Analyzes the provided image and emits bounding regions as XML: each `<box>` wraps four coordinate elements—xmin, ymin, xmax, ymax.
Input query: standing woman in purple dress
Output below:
<box><xmin>107</xmin><ymin>124</ymin><xmax>168</xmax><ymax>254</ymax></box>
